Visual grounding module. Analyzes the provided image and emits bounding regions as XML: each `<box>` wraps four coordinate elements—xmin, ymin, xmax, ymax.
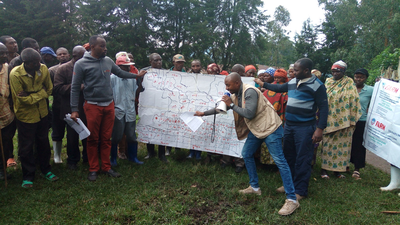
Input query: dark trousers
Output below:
<box><xmin>283</xmin><ymin>124</ymin><xmax>316</xmax><ymax>197</ymax></box>
<box><xmin>350</xmin><ymin>121</ymin><xmax>366</xmax><ymax>169</ymax></box>
<box><xmin>66</xmin><ymin>125</ymin><xmax>87</xmax><ymax>165</ymax></box>
<box><xmin>17</xmin><ymin>116</ymin><xmax>51</xmax><ymax>181</ymax></box>
<box><xmin>51</xmin><ymin>107</ymin><xmax>66</xmax><ymax>141</ymax></box>
<box><xmin>0</xmin><ymin>119</ymin><xmax>16</xmax><ymax>164</ymax></box>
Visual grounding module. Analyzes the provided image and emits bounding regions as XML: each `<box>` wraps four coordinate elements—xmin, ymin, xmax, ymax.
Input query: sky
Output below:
<box><xmin>262</xmin><ymin>0</ymin><xmax>326</xmax><ymax>40</ymax></box>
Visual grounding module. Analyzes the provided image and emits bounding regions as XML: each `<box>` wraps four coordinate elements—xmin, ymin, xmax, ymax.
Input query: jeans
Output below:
<box><xmin>242</xmin><ymin>126</ymin><xmax>296</xmax><ymax>200</ymax></box>
<box><xmin>283</xmin><ymin>123</ymin><xmax>316</xmax><ymax>196</ymax></box>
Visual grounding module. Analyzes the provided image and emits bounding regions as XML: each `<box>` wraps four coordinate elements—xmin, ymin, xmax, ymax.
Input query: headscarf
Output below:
<box><xmin>311</xmin><ymin>69</ymin><xmax>322</xmax><ymax>79</ymax></box>
<box><xmin>83</xmin><ymin>43</ymin><xmax>90</xmax><ymax>51</ymax></box>
<box><xmin>274</xmin><ymin>69</ymin><xmax>288</xmax><ymax>83</ymax></box>
<box><xmin>220</xmin><ymin>70</ymin><xmax>229</xmax><ymax>75</ymax></box>
<box><xmin>257</xmin><ymin>69</ymin><xmax>266</xmax><ymax>76</ymax></box>
<box><xmin>289</xmin><ymin>64</ymin><xmax>294</xmax><ymax>70</ymax></box>
<box><xmin>245</xmin><ymin>65</ymin><xmax>256</xmax><ymax>73</ymax></box>
<box><xmin>207</xmin><ymin>63</ymin><xmax>221</xmax><ymax>74</ymax></box>
<box><xmin>331</xmin><ymin>60</ymin><xmax>347</xmax><ymax>72</ymax></box>
<box><xmin>265</xmin><ymin>67</ymin><xmax>276</xmax><ymax>77</ymax></box>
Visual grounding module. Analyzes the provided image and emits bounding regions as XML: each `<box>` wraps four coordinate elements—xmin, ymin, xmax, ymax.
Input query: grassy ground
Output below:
<box><xmin>1</xmin><ymin>138</ymin><xmax>400</xmax><ymax>224</ymax></box>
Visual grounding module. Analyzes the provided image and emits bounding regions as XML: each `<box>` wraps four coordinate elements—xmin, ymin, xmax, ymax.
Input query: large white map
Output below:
<box><xmin>137</xmin><ymin>69</ymin><xmax>254</xmax><ymax>157</ymax></box>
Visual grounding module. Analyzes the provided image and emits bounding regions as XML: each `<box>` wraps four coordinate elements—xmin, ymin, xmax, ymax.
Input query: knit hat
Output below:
<box><xmin>265</xmin><ymin>67</ymin><xmax>276</xmax><ymax>77</ymax></box>
<box><xmin>257</xmin><ymin>69</ymin><xmax>266</xmax><ymax>76</ymax></box>
<box><xmin>245</xmin><ymin>65</ymin><xmax>256</xmax><ymax>73</ymax></box>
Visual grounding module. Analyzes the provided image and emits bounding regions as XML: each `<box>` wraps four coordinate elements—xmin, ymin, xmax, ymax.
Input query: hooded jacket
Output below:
<box><xmin>70</xmin><ymin>52</ymin><xmax>138</xmax><ymax>112</ymax></box>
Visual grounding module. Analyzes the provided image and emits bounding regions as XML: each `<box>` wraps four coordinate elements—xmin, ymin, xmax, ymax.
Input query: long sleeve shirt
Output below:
<box><xmin>9</xmin><ymin>63</ymin><xmax>52</xmax><ymax>123</ymax></box>
<box><xmin>262</xmin><ymin>75</ymin><xmax>328</xmax><ymax>129</ymax></box>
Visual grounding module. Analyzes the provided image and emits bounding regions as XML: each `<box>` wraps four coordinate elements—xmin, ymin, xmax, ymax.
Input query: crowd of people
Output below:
<box><xmin>0</xmin><ymin>34</ymin><xmax>375</xmax><ymax>216</ymax></box>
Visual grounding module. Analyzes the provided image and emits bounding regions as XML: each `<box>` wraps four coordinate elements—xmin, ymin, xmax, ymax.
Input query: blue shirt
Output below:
<box><xmin>358</xmin><ymin>84</ymin><xmax>374</xmax><ymax>121</ymax></box>
<box><xmin>110</xmin><ymin>74</ymin><xmax>138</xmax><ymax>122</ymax></box>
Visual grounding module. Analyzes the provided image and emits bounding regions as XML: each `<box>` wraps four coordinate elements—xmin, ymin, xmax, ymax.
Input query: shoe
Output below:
<box><xmin>278</xmin><ymin>199</ymin><xmax>300</xmax><ymax>216</ymax></box>
<box><xmin>239</xmin><ymin>186</ymin><xmax>261</xmax><ymax>196</ymax></box>
<box><xmin>186</xmin><ymin>153</ymin><xmax>193</xmax><ymax>159</ymax></box>
<box><xmin>144</xmin><ymin>154</ymin><xmax>151</xmax><ymax>159</ymax></box>
<box><xmin>53</xmin><ymin>141</ymin><xmax>63</xmax><ymax>163</ymax></box>
<box><xmin>235</xmin><ymin>166</ymin><xmax>244</xmax><ymax>173</ymax></box>
<box><xmin>67</xmin><ymin>164</ymin><xmax>78</xmax><ymax>170</ymax></box>
<box><xmin>296</xmin><ymin>193</ymin><xmax>305</xmax><ymax>201</ymax></box>
<box><xmin>276</xmin><ymin>186</ymin><xmax>285</xmax><ymax>193</ymax></box>
<box><xmin>131</xmin><ymin>158</ymin><xmax>144</xmax><ymax>165</ymax></box>
<box><xmin>7</xmin><ymin>158</ymin><xmax>17</xmax><ymax>167</ymax></box>
<box><xmin>334</xmin><ymin>172</ymin><xmax>345</xmax><ymax>178</ymax></box>
<box><xmin>159</xmin><ymin>155</ymin><xmax>169</xmax><ymax>163</ymax></box>
<box><xmin>104</xmin><ymin>169</ymin><xmax>121</xmax><ymax>178</ymax></box>
<box><xmin>118</xmin><ymin>152</ymin><xmax>127</xmax><ymax>160</ymax></box>
<box><xmin>88</xmin><ymin>171</ymin><xmax>97</xmax><ymax>181</ymax></box>
<box><xmin>352</xmin><ymin>171</ymin><xmax>361</xmax><ymax>180</ymax></box>
<box><xmin>127</xmin><ymin>142</ymin><xmax>143</xmax><ymax>165</ymax></box>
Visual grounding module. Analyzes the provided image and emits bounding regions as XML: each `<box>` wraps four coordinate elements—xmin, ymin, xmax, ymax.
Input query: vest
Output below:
<box><xmin>231</xmin><ymin>83</ymin><xmax>282</xmax><ymax>140</ymax></box>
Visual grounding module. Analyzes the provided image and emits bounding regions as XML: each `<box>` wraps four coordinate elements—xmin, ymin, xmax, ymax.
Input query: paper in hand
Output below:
<box><xmin>64</xmin><ymin>114</ymin><xmax>91</xmax><ymax>140</ymax></box>
<box><xmin>180</xmin><ymin>112</ymin><xmax>204</xmax><ymax>132</ymax></box>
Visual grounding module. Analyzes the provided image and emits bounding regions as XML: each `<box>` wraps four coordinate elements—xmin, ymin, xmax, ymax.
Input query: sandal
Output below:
<box><xmin>334</xmin><ymin>172</ymin><xmax>345</xmax><ymax>178</ymax></box>
<box><xmin>21</xmin><ymin>180</ymin><xmax>33</xmax><ymax>188</ymax></box>
<box><xmin>321</xmin><ymin>174</ymin><xmax>330</xmax><ymax>179</ymax></box>
<box><xmin>352</xmin><ymin>171</ymin><xmax>361</xmax><ymax>180</ymax></box>
<box><xmin>7</xmin><ymin>158</ymin><xmax>17</xmax><ymax>167</ymax></box>
<box><xmin>118</xmin><ymin>152</ymin><xmax>127</xmax><ymax>160</ymax></box>
<box><xmin>41</xmin><ymin>172</ymin><xmax>59</xmax><ymax>181</ymax></box>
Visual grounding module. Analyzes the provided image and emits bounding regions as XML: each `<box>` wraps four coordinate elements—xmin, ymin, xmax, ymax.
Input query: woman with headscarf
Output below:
<box><xmin>260</xmin><ymin>69</ymin><xmax>289</xmax><ymax>165</ymax></box>
<box><xmin>320</xmin><ymin>60</ymin><xmax>361</xmax><ymax>178</ymax></box>
<box><xmin>245</xmin><ymin>65</ymin><xmax>257</xmax><ymax>77</ymax></box>
<box><xmin>207</xmin><ymin>63</ymin><xmax>221</xmax><ymax>75</ymax></box>
<box><xmin>255</xmin><ymin>69</ymin><xmax>266</xmax><ymax>89</ymax></box>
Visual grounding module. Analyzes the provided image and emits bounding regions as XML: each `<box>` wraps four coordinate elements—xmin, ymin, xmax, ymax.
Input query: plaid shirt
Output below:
<box><xmin>0</xmin><ymin>63</ymin><xmax>15</xmax><ymax>129</ymax></box>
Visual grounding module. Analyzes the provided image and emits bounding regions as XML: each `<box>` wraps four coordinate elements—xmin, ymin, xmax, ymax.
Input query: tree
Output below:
<box><xmin>0</xmin><ymin>0</ymin><xmax>78</xmax><ymax>50</ymax></box>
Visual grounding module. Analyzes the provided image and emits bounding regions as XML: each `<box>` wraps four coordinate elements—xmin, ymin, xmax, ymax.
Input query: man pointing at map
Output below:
<box><xmin>194</xmin><ymin>72</ymin><xmax>299</xmax><ymax>216</ymax></box>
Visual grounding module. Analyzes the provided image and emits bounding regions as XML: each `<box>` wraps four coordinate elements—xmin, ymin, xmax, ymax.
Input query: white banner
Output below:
<box><xmin>364</xmin><ymin>79</ymin><xmax>400</xmax><ymax>168</ymax></box>
<box><xmin>137</xmin><ymin>69</ymin><xmax>254</xmax><ymax>158</ymax></box>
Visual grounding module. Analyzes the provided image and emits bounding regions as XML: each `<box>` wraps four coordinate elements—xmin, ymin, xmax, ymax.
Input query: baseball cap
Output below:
<box><xmin>354</xmin><ymin>68</ymin><xmax>369</xmax><ymax>77</ymax></box>
<box><xmin>116</xmin><ymin>55</ymin><xmax>134</xmax><ymax>66</ymax></box>
<box><xmin>173</xmin><ymin>54</ymin><xmax>185</xmax><ymax>62</ymax></box>
<box><xmin>40</xmin><ymin>47</ymin><xmax>57</xmax><ymax>57</ymax></box>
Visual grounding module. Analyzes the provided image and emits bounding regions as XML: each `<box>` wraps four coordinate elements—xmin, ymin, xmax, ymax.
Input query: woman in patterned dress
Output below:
<box><xmin>260</xmin><ymin>69</ymin><xmax>289</xmax><ymax>165</ymax></box>
<box><xmin>320</xmin><ymin>61</ymin><xmax>362</xmax><ymax>178</ymax></box>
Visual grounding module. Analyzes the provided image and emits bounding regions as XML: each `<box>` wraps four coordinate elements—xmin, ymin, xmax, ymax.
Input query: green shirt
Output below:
<box><xmin>10</xmin><ymin>63</ymin><xmax>53</xmax><ymax>123</ymax></box>
<box><xmin>358</xmin><ymin>84</ymin><xmax>374</xmax><ymax>121</ymax></box>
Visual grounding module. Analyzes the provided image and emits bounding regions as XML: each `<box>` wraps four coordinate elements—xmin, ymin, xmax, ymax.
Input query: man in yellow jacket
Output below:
<box><xmin>10</xmin><ymin>48</ymin><xmax>59</xmax><ymax>188</ymax></box>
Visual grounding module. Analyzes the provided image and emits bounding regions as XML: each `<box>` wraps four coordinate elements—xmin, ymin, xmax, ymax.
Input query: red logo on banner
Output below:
<box><xmin>384</xmin><ymin>85</ymin><xmax>399</xmax><ymax>93</ymax></box>
<box><xmin>375</xmin><ymin>121</ymin><xmax>386</xmax><ymax>131</ymax></box>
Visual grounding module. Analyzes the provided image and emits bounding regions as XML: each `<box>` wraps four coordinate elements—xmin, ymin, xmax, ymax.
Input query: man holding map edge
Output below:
<box><xmin>194</xmin><ymin>72</ymin><xmax>299</xmax><ymax>216</ymax></box>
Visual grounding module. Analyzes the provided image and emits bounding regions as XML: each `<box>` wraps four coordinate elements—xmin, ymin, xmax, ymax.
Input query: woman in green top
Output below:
<box><xmin>350</xmin><ymin>69</ymin><xmax>374</xmax><ymax>179</ymax></box>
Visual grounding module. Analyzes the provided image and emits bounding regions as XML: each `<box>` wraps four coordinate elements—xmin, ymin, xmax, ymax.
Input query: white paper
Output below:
<box><xmin>64</xmin><ymin>114</ymin><xmax>91</xmax><ymax>140</ymax></box>
<box><xmin>364</xmin><ymin>79</ymin><xmax>400</xmax><ymax>168</ymax></box>
<box><xmin>180</xmin><ymin>112</ymin><xmax>204</xmax><ymax>132</ymax></box>
<box><xmin>137</xmin><ymin>69</ymin><xmax>255</xmax><ymax>158</ymax></box>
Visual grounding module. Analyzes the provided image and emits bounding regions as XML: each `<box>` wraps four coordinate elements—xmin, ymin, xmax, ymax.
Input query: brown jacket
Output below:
<box><xmin>231</xmin><ymin>83</ymin><xmax>281</xmax><ymax>140</ymax></box>
<box><xmin>53</xmin><ymin>60</ymin><xmax>86</xmax><ymax>122</ymax></box>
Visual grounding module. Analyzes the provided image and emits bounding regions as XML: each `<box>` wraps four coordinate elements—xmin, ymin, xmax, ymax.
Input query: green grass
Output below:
<box><xmin>1</xmin><ymin>137</ymin><xmax>400</xmax><ymax>224</ymax></box>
